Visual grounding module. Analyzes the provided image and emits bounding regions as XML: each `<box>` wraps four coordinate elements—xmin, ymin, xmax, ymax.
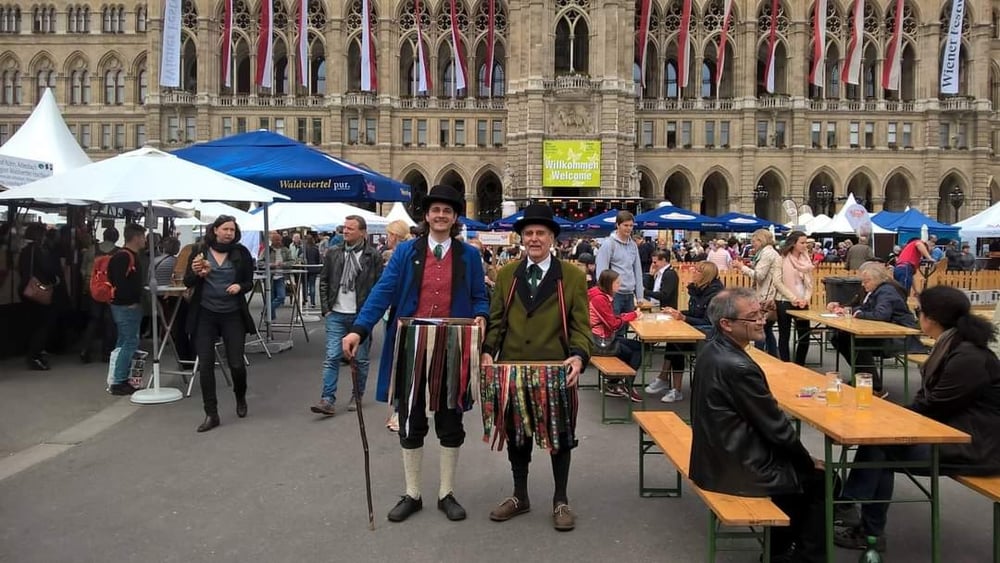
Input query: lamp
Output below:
<box><xmin>754</xmin><ymin>184</ymin><xmax>769</xmax><ymax>201</ymax></box>
<box><xmin>949</xmin><ymin>186</ymin><xmax>965</xmax><ymax>223</ymax></box>
<box><xmin>816</xmin><ymin>184</ymin><xmax>833</xmax><ymax>215</ymax></box>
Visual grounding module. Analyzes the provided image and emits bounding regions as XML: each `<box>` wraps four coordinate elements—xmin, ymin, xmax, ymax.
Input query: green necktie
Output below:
<box><xmin>434</xmin><ymin>244</ymin><xmax>443</xmax><ymax>260</ymax></box>
<box><xmin>528</xmin><ymin>264</ymin><xmax>541</xmax><ymax>294</ymax></box>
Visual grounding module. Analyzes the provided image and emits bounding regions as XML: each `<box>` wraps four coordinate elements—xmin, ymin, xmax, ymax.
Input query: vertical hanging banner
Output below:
<box><xmin>808</xmin><ymin>0</ymin><xmax>827</xmax><ymax>88</ymax></box>
<box><xmin>714</xmin><ymin>0</ymin><xmax>732</xmax><ymax>91</ymax></box>
<box><xmin>449</xmin><ymin>0</ymin><xmax>467</xmax><ymax>92</ymax></box>
<box><xmin>882</xmin><ymin>0</ymin><xmax>904</xmax><ymax>90</ymax></box>
<box><xmin>763</xmin><ymin>0</ymin><xmax>779</xmax><ymax>93</ymax></box>
<box><xmin>841</xmin><ymin>0</ymin><xmax>863</xmax><ymax>85</ymax></box>
<box><xmin>676</xmin><ymin>0</ymin><xmax>692</xmax><ymax>90</ymax></box>
<box><xmin>256</xmin><ymin>0</ymin><xmax>274</xmax><ymax>87</ymax></box>
<box><xmin>159</xmin><ymin>0</ymin><xmax>182</xmax><ymax>87</ymax></box>
<box><xmin>360</xmin><ymin>0</ymin><xmax>377</xmax><ymax>91</ymax></box>
<box><xmin>415</xmin><ymin>0</ymin><xmax>431</xmax><ymax>93</ymax></box>
<box><xmin>940</xmin><ymin>0</ymin><xmax>965</xmax><ymax>95</ymax></box>
<box><xmin>484</xmin><ymin>0</ymin><xmax>495</xmax><ymax>92</ymax></box>
<box><xmin>636</xmin><ymin>0</ymin><xmax>651</xmax><ymax>88</ymax></box>
<box><xmin>297</xmin><ymin>0</ymin><xmax>308</xmax><ymax>88</ymax></box>
<box><xmin>221</xmin><ymin>0</ymin><xmax>233</xmax><ymax>87</ymax></box>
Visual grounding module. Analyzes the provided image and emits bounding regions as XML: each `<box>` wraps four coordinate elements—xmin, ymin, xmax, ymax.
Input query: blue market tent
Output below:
<box><xmin>489</xmin><ymin>210</ymin><xmax>576</xmax><ymax>231</ymax></box>
<box><xmin>872</xmin><ymin>208</ymin><xmax>960</xmax><ymax>241</ymax></box>
<box><xmin>173</xmin><ymin>131</ymin><xmax>411</xmax><ymax>203</ymax></box>
<box><xmin>574</xmin><ymin>209</ymin><xmax>621</xmax><ymax>231</ymax></box>
<box><xmin>459</xmin><ymin>216</ymin><xmax>489</xmax><ymax>230</ymax></box>
<box><xmin>714</xmin><ymin>212</ymin><xmax>789</xmax><ymax>232</ymax></box>
<box><xmin>633</xmin><ymin>205</ymin><xmax>724</xmax><ymax>231</ymax></box>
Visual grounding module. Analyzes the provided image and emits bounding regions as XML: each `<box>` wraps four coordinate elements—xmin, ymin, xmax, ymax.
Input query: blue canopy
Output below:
<box><xmin>489</xmin><ymin>210</ymin><xmax>576</xmax><ymax>232</ymax></box>
<box><xmin>633</xmin><ymin>205</ymin><xmax>725</xmax><ymax>231</ymax></box>
<box><xmin>459</xmin><ymin>216</ymin><xmax>489</xmax><ymax>230</ymax></box>
<box><xmin>173</xmin><ymin>131</ymin><xmax>411</xmax><ymax>203</ymax></box>
<box><xmin>714</xmin><ymin>212</ymin><xmax>789</xmax><ymax>233</ymax></box>
<box><xmin>574</xmin><ymin>209</ymin><xmax>621</xmax><ymax>231</ymax></box>
<box><xmin>871</xmin><ymin>208</ymin><xmax>960</xmax><ymax>240</ymax></box>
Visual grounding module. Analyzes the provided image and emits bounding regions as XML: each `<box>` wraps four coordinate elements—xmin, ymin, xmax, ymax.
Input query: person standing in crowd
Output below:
<box><xmin>774</xmin><ymin>231</ymin><xmax>814</xmax><ymax>365</ymax></box>
<box><xmin>706</xmin><ymin>239</ymin><xmax>732</xmax><ymax>271</ymax></box>
<box><xmin>263</xmin><ymin>232</ymin><xmax>291</xmax><ymax>320</ymax></box>
<box><xmin>691</xmin><ymin>288</ymin><xmax>825</xmax><ymax>563</ymax></box>
<box><xmin>573</xmin><ymin>237</ymin><xmax>592</xmax><ymax>261</ymax></box>
<box><xmin>637</xmin><ymin>235</ymin><xmax>654</xmax><ymax>274</ymax></box>
<box><xmin>577</xmin><ymin>252</ymin><xmax>597</xmax><ymax>288</ymax></box>
<box><xmin>927</xmin><ymin>234</ymin><xmax>944</xmax><ymax>261</ymax></box>
<box><xmin>79</xmin><ymin>227</ymin><xmax>120</xmax><ymax>364</ymax></box>
<box><xmin>844</xmin><ymin>235</ymin><xmax>874</xmax><ymax>271</ymax></box>
<box><xmin>834</xmin><ymin>285</ymin><xmax>1000</xmax><ymax>552</ymax></box>
<box><xmin>739</xmin><ymin>228</ymin><xmax>781</xmax><ymax>357</ymax></box>
<box><xmin>311</xmin><ymin>216</ymin><xmax>383</xmax><ymax>417</ymax></box>
<box><xmin>892</xmin><ymin>236</ymin><xmax>933</xmax><ymax>295</ymax></box>
<box><xmin>185</xmin><ymin>215</ymin><xmax>256</xmax><ymax>433</ymax></box>
<box><xmin>644</xmin><ymin>250</ymin><xmax>678</xmax><ymax>310</ymax></box>
<box><xmin>379</xmin><ymin>219</ymin><xmax>412</xmax><ymax>433</ymax></box>
<box><xmin>595</xmin><ymin>211</ymin><xmax>645</xmax><ymax>325</ymax></box>
<box><xmin>481</xmin><ymin>204</ymin><xmax>591</xmax><ymax>531</ymax></box>
<box><xmin>302</xmin><ymin>234</ymin><xmax>322</xmax><ymax>308</ymax></box>
<box><xmin>959</xmin><ymin>243</ymin><xmax>976</xmax><ymax>271</ymax></box>
<box><xmin>19</xmin><ymin>223</ymin><xmax>61</xmax><ymax>371</ymax></box>
<box><xmin>105</xmin><ymin>223</ymin><xmax>146</xmax><ymax>394</ymax></box>
<box><xmin>288</xmin><ymin>232</ymin><xmax>303</xmax><ymax>262</ymax></box>
<box><xmin>588</xmin><ymin>269</ymin><xmax>644</xmax><ymax>402</ymax></box>
<box><xmin>342</xmin><ymin>185</ymin><xmax>490</xmax><ymax>523</ymax></box>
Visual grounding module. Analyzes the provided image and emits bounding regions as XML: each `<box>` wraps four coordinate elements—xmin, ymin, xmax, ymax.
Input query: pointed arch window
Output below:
<box><xmin>137</xmin><ymin>67</ymin><xmax>147</xmax><ymax>103</ymax></box>
<box><xmin>70</xmin><ymin>69</ymin><xmax>91</xmax><ymax>104</ymax></box>
<box><xmin>136</xmin><ymin>5</ymin><xmax>147</xmax><ymax>32</ymax></box>
<box><xmin>2</xmin><ymin>70</ymin><xmax>22</xmax><ymax>104</ymax></box>
<box><xmin>309</xmin><ymin>35</ymin><xmax>325</xmax><ymax>95</ymax></box>
<box><xmin>700</xmin><ymin>61</ymin><xmax>715</xmax><ymax>98</ymax></box>
<box><xmin>554</xmin><ymin>9</ymin><xmax>588</xmax><ymax>74</ymax></box>
<box><xmin>35</xmin><ymin>69</ymin><xmax>55</xmax><ymax>100</ymax></box>
<box><xmin>665</xmin><ymin>60</ymin><xmax>678</xmax><ymax>98</ymax></box>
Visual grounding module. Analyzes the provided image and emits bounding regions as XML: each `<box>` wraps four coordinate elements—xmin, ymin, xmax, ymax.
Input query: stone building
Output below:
<box><xmin>0</xmin><ymin>0</ymin><xmax>998</xmax><ymax>225</ymax></box>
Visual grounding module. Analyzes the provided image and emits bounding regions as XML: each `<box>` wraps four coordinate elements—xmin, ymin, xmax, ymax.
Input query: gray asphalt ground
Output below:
<box><xmin>0</xmin><ymin>309</ymin><xmax>994</xmax><ymax>563</ymax></box>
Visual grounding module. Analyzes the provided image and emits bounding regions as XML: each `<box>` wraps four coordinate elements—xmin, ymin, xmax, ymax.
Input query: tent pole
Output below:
<box><xmin>263</xmin><ymin>204</ymin><xmax>273</xmax><ymax>340</ymax></box>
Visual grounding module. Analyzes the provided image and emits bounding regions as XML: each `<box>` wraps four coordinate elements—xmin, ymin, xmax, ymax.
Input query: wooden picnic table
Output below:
<box><xmin>747</xmin><ymin>348</ymin><xmax>970</xmax><ymax>563</ymax></box>
<box><xmin>628</xmin><ymin>318</ymin><xmax>706</xmax><ymax>386</ymax></box>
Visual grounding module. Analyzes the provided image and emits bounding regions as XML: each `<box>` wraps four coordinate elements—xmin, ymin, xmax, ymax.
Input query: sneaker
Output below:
<box><xmin>661</xmin><ymin>389</ymin><xmax>684</xmax><ymax>403</ymax></box>
<box><xmin>604</xmin><ymin>382</ymin><xmax>626</xmax><ymax>398</ymax></box>
<box><xmin>627</xmin><ymin>388</ymin><xmax>643</xmax><ymax>403</ymax></box>
<box><xmin>644</xmin><ymin>379</ymin><xmax>670</xmax><ymax>394</ymax></box>
<box><xmin>310</xmin><ymin>399</ymin><xmax>336</xmax><ymax>416</ymax></box>
<box><xmin>347</xmin><ymin>398</ymin><xmax>359</xmax><ymax>412</ymax></box>
<box><xmin>386</xmin><ymin>413</ymin><xmax>399</xmax><ymax>432</ymax></box>
<box><xmin>834</xmin><ymin>526</ymin><xmax>886</xmax><ymax>551</ymax></box>
<box><xmin>109</xmin><ymin>382</ymin><xmax>138</xmax><ymax>396</ymax></box>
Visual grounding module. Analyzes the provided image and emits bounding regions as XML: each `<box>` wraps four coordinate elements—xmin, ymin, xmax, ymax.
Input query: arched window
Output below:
<box><xmin>346</xmin><ymin>37</ymin><xmax>361</xmax><ymax>91</ymax></box>
<box><xmin>554</xmin><ymin>7</ymin><xmax>588</xmax><ymax>74</ymax></box>
<box><xmin>700</xmin><ymin>61</ymin><xmax>713</xmax><ymax>98</ymax></box>
<box><xmin>103</xmin><ymin>5</ymin><xmax>112</xmax><ymax>32</ymax></box>
<box><xmin>137</xmin><ymin>67</ymin><xmax>147</xmax><ymax>103</ymax></box>
<box><xmin>35</xmin><ymin>68</ymin><xmax>55</xmax><ymax>100</ymax></box>
<box><xmin>665</xmin><ymin>60</ymin><xmax>677</xmax><ymax>98</ymax></box>
<box><xmin>437</xmin><ymin>41</ymin><xmax>466</xmax><ymax>98</ymax></box>
<box><xmin>70</xmin><ymin>69</ymin><xmax>90</xmax><ymax>104</ymax></box>
<box><xmin>2</xmin><ymin>70</ymin><xmax>22</xmax><ymax>104</ymax></box>
<box><xmin>136</xmin><ymin>4</ymin><xmax>147</xmax><ymax>32</ymax></box>
<box><xmin>345</xmin><ymin>0</ymin><xmax>377</xmax><ymax>92</ymax></box>
<box><xmin>309</xmin><ymin>34</ymin><xmax>325</xmax><ymax>95</ymax></box>
<box><xmin>181</xmin><ymin>35</ymin><xmax>197</xmax><ymax>92</ymax></box>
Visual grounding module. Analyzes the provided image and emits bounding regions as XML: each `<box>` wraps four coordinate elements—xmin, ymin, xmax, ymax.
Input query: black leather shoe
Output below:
<box><xmin>236</xmin><ymin>398</ymin><xmax>247</xmax><ymax>418</ymax></box>
<box><xmin>387</xmin><ymin>495</ymin><xmax>423</xmax><ymax>522</ymax></box>
<box><xmin>437</xmin><ymin>493</ymin><xmax>467</xmax><ymax>521</ymax></box>
<box><xmin>28</xmin><ymin>358</ymin><xmax>50</xmax><ymax>371</ymax></box>
<box><xmin>196</xmin><ymin>415</ymin><xmax>220</xmax><ymax>433</ymax></box>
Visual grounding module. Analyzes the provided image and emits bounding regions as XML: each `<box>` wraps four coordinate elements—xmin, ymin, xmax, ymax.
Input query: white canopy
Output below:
<box><xmin>955</xmin><ymin>201</ymin><xmax>1000</xmax><ymax>239</ymax></box>
<box><xmin>248</xmin><ymin>202</ymin><xmax>390</xmax><ymax>233</ymax></box>
<box><xmin>808</xmin><ymin>194</ymin><xmax>891</xmax><ymax>235</ymax></box>
<box><xmin>175</xmin><ymin>200</ymin><xmax>259</xmax><ymax>227</ymax></box>
<box><xmin>0</xmin><ymin>147</ymin><xmax>287</xmax><ymax>205</ymax></box>
<box><xmin>386</xmin><ymin>201</ymin><xmax>417</xmax><ymax>227</ymax></box>
<box><xmin>0</xmin><ymin>88</ymin><xmax>90</xmax><ymax>175</ymax></box>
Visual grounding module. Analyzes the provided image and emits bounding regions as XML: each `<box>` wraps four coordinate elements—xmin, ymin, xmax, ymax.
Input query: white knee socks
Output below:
<box><xmin>439</xmin><ymin>446</ymin><xmax>460</xmax><ymax>500</ymax></box>
<box><xmin>402</xmin><ymin>447</ymin><xmax>423</xmax><ymax>500</ymax></box>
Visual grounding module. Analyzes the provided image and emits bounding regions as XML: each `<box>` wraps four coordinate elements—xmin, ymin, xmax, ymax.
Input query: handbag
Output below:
<box><xmin>22</xmin><ymin>245</ymin><xmax>53</xmax><ymax>306</ymax></box>
<box><xmin>591</xmin><ymin>333</ymin><xmax>620</xmax><ymax>357</ymax></box>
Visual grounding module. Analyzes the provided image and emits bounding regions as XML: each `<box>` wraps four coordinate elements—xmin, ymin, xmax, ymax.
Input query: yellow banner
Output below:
<box><xmin>542</xmin><ymin>140</ymin><xmax>601</xmax><ymax>188</ymax></box>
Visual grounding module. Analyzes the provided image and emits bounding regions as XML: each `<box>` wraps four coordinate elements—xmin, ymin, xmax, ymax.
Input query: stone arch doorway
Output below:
<box><xmin>883</xmin><ymin>172</ymin><xmax>910</xmax><ymax>212</ymax></box>
<box><xmin>846</xmin><ymin>173</ymin><xmax>874</xmax><ymax>212</ymax></box>
<box><xmin>476</xmin><ymin>171</ymin><xmax>503</xmax><ymax>224</ymax></box>
<box><xmin>807</xmin><ymin>172</ymin><xmax>837</xmax><ymax>217</ymax></box>
<box><xmin>700</xmin><ymin>172</ymin><xmax>729</xmax><ymax>217</ymax></box>
<box><xmin>937</xmin><ymin>172</ymin><xmax>966</xmax><ymax>223</ymax></box>
<box><xmin>991</xmin><ymin>179</ymin><xmax>1000</xmax><ymax>205</ymax></box>
<box><xmin>402</xmin><ymin>170</ymin><xmax>429</xmax><ymax>221</ymax></box>
<box><xmin>755</xmin><ymin>171</ymin><xmax>784</xmax><ymax>222</ymax></box>
<box><xmin>663</xmin><ymin>171</ymin><xmax>692</xmax><ymax>210</ymax></box>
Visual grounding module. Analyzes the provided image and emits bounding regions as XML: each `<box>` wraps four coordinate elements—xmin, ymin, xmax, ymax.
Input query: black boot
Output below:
<box><xmin>236</xmin><ymin>396</ymin><xmax>247</xmax><ymax>418</ymax></box>
<box><xmin>197</xmin><ymin>414</ymin><xmax>220</xmax><ymax>432</ymax></box>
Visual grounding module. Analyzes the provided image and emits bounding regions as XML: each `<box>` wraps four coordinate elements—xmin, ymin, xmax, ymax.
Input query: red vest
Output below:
<box><xmin>415</xmin><ymin>243</ymin><xmax>453</xmax><ymax>317</ymax></box>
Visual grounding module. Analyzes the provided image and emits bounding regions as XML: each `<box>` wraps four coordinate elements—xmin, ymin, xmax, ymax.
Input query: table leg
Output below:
<box><xmin>824</xmin><ymin>437</ymin><xmax>834</xmax><ymax>563</ymax></box>
<box><xmin>902</xmin><ymin>349</ymin><xmax>910</xmax><ymax>401</ymax></box>
<box><xmin>848</xmin><ymin>335</ymin><xmax>857</xmax><ymax>384</ymax></box>
<box><xmin>155</xmin><ymin>297</ymin><xmax>181</xmax><ymax>363</ymax></box>
<box><xmin>639</xmin><ymin>340</ymin><xmax>648</xmax><ymax>387</ymax></box>
<box><xmin>993</xmin><ymin>502</ymin><xmax>999</xmax><ymax>563</ymax></box>
<box><xmin>931</xmin><ymin>444</ymin><xmax>940</xmax><ymax>563</ymax></box>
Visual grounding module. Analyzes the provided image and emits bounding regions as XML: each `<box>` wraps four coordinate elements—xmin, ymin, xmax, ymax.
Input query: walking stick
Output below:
<box><xmin>350</xmin><ymin>359</ymin><xmax>375</xmax><ymax>530</ymax></box>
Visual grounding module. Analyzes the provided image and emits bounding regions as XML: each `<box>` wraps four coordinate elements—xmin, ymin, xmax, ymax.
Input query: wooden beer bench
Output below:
<box><xmin>589</xmin><ymin>356</ymin><xmax>636</xmax><ymax>424</ymax></box>
<box><xmin>953</xmin><ymin>474</ymin><xmax>1000</xmax><ymax>563</ymax></box>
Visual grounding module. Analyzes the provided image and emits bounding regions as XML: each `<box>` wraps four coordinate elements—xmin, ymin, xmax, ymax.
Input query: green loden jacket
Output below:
<box><xmin>481</xmin><ymin>257</ymin><xmax>592</xmax><ymax>367</ymax></box>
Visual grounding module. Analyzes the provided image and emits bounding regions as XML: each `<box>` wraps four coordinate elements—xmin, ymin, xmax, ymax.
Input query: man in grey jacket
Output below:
<box><xmin>310</xmin><ymin>215</ymin><xmax>384</xmax><ymax>416</ymax></box>
<box><xmin>595</xmin><ymin>211</ymin><xmax>645</xmax><ymax>323</ymax></box>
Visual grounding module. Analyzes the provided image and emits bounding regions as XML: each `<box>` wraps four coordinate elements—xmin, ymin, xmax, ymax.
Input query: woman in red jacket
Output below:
<box><xmin>588</xmin><ymin>269</ymin><xmax>643</xmax><ymax>402</ymax></box>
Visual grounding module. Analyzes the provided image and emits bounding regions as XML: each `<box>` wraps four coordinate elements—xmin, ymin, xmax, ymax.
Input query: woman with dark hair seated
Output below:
<box><xmin>834</xmin><ymin>285</ymin><xmax>1000</xmax><ymax>552</ymax></box>
<box><xmin>588</xmin><ymin>269</ymin><xmax>644</xmax><ymax>403</ymax></box>
<box><xmin>827</xmin><ymin>261</ymin><xmax>920</xmax><ymax>396</ymax></box>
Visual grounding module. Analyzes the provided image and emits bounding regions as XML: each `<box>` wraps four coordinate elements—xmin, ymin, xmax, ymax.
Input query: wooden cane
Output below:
<box><xmin>350</xmin><ymin>359</ymin><xmax>375</xmax><ymax>530</ymax></box>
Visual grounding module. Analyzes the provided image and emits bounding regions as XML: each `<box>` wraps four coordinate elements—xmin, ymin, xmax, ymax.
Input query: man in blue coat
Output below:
<box><xmin>343</xmin><ymin>184</ymin><xmax>490</xmax><ymax>524</ymax></box>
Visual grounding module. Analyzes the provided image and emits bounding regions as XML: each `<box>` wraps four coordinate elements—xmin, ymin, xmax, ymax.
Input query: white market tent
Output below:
<box><xmin>0</xmin><ymin>88</ymin><xmax>90</xmax><ymax>176</ymax></box>
<box><xmin>808</xmin><ymin>194</ymin><xmax>892</xmax><ymax>235</ymax></box>
<box><xmin>955</xmin><ymin>201</ymin><xmax>1000</xmax><ymax>240</ymax></box>
<box><xmin>386</xmin><ymin>200</ymin><xmax>417</xmax><ymax>227</ymax></box>
<box><xmin>249</xmin><ymin>202</ymin><xmax>390</xmax><ymax>233</ymax></box>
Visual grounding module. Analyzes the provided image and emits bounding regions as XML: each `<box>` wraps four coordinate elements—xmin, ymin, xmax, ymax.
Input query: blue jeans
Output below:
<box><xmin>270</xmin><ymin>277</ymin><xmax>286</xmax><ymax>320</ymax></box>
<box><xmin>892</xmin><ymin>263</ymin><xmax>914</xmax><ymax>295</ymax></box>
<box><xmin>842</xmin><ymin>444</ymin><xmax>932</xmax><ymax>536</ymax></box>
<box><xmin>321</xmin><ymin>312</ymin><xmax>371</xmax><ymax>402</ymax></box>
<box><xmin>107</xmin><ymin>304</ymin><xmax>142</xmax><ymax>386</ymax></box>
<box><xmin>613</xmin><ymin>292</ymin><xmax>635</xmax><ymax>337</ymax></box>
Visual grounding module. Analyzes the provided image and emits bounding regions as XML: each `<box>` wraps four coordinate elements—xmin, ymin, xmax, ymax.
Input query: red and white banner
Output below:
<box><xmin>415</xmin><ymin>0</ymin><xmax>431</xmax><ymax>93</ymax></box>
<box><xmin>714</xmin><ymin>0</ymin><xmax>733</xmax><ymax>91</ymax></box>
<box><xmin>360</xmin><ymin>0</ymin><xmax>377</xmax><ymax>91</ymax></box>
<box><xmin>676</xmin><ymin>0</ymin><xmax>692</xmax><ymax>90</ymax></box>
<box><xmin>636</xmin><ymin>0</ymin><xmax>651</xmax><ymax>88</ymax></box>
<box><xmin>882</xmin><ymin>0</ymin><xmax>904</xmax><ymax>90</ymax></box>
<box><xmin>297</xmin><ymin>0</ymin><xmax>308</xmax><ymax>88</ymax></box>
<box><xmin>484</xmin><ymin>0</ymin><xmax>496</xmax><ymax>92</ymax></box>
<box><xmin>221</xmin><ymin>0</ymin><xmax>233</xmax><ymax>87</ymax></box>
<box><xmin>841</xmin><ymin>0</ymin><xmax>863</xmax><ymax>85</ymax></box>
<box><xmin>255</xmin><ymin>0</ymin><xmax>273</xmax><ymax>87</ymax></box>
<box><xmin>808</xmin><ymin>0</ymin><xmax>827</xmax><ymax>88</ymax></box>
<box><xmin>763</xmin><ymin>0</ymin><xmax>779</xmax><ymax>93</ymax></box>
<box><xmin>449</xmin><ymin>0</ymin><xmax>467</xmax><ymax>92</ymax></box>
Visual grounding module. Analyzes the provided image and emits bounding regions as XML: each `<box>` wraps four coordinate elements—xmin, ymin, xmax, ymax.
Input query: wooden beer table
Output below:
<box><xmin>747</xmin><ymin>348</ymin><xmax>970</xmax><ymax>563</ymax></box>
<box><xmin>787</xmin><ymin>309</ymin><xmax>921</xmax><ymax>400</ymax></box>
<box><xmin>628</xmin><ymin>318</ymin><xmax>706</xmax><ymax>386</ymax></box>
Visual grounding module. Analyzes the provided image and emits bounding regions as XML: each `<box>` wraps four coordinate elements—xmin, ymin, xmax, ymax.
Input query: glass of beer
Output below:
<box><xmin>825</xmin><ymin>371</ymin><xmax>843</xmax><ymax>407</ymax></box>
<box><xmin>855</xmin><ymin>372</ymin><xmax>874</xmax><ymax>409</ymax></box>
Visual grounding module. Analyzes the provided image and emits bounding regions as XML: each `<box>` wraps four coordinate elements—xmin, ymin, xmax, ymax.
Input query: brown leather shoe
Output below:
<box><xmin>552</xmin><ymin>503</ymin><xmax>575</xmax><ymax>531</ymax></box>
<box><xmin>489</xmin><ymin>496</ymin><xmax>530</xmax><ymax>522</ymax></box>
<box><xmin>310</xmin><ymin>399</ymin><xmax>335</xmax><ymax>416</ymax></box>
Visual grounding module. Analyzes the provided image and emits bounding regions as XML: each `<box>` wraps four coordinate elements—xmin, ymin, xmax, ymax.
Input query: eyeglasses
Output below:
<box><xmin>727</xmin><ymin>313</ymin><xmax>766</xmax><ymax>324</ymax></box>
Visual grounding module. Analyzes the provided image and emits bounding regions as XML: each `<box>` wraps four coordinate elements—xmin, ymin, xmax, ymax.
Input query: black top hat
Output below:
<box><xmin>422</xmin><ymin>185</ymin><xmax>465</xmax><ymax>215</ymax></box>
<box><xmin>514</xmin><ymin>203</ymin><xmax>561</xmax><ymax>237</ymax></box>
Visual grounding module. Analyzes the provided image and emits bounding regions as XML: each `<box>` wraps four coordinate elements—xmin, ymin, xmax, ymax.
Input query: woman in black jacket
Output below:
<box><xmin>18</xmin><ymin>223</ymin><xmax>60</xmax><ymax>370</ymax></box>
<box><xmin>184</xmin><ymin>216</ymin><xmax>256</xmax><ymax>433</ymax></box>
<box><xmin>834</xmin><ymin>285</ymin><xmax>1000</xmax><ymax>551</ymax></box>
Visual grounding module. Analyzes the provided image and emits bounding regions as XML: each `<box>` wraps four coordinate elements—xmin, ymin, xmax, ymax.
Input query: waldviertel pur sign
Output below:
<box><xmin>542</xmin><ymin>140</ymin><xmax>601</xmax><ymax>188</ymax></box>
<box><xmin>0</xmin><ymin>155</ymin><xmax>54</xmax><ymax>189</ymax></box>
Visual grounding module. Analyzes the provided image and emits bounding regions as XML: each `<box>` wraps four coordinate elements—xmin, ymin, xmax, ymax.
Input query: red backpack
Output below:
<box><xmin>90</xmin><ymin>250</ymin><xmax>136</xmax><ymax>303</ymax></box>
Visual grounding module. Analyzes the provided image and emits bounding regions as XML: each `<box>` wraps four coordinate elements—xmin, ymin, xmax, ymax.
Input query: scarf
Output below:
<box><xmin>340</xmin><ymin>242</ymin><xmax>363</xmax><ymax>294</ymax></box>
<box><xmin>920</xmin><ymin>327</ymin><xmax>957</xmax><ymax>389</ymax></box>
<box><xmin>782</xmin><ymin>250</ymin><xmax>814</xmax><ymax>300</ymax></box>
<box><xmin>208</xmin><ymin>240</ymin><xmax>236</xmax><ymax>253</ymax></box>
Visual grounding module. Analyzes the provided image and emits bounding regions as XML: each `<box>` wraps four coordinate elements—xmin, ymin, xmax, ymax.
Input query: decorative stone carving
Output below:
<box><xmin>549</xmin><ymin>104</ymin><xmax>593</xmax><ymax>134</ymax></box>
<box><xmin>502</xmin><ymin>161</ymin><xmax>515</xmax><ymax>192</ymax></box>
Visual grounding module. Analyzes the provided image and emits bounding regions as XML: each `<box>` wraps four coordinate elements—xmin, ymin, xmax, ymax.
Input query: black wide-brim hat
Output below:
<box><xmin>422</xmin><ymin>184</ymin><xmax>465</xmax><ymax>215</ymax></box>
<box><xmin>514</xmin><ymin>203</ymin><xmax>561</xmax><ymax>237</ymax></box>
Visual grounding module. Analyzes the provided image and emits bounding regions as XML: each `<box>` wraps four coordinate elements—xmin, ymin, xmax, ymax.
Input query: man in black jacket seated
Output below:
<box><xmin>690</xmin><ymin>287</ymin><xmax>825</xmax><ymax>563</ymax></box>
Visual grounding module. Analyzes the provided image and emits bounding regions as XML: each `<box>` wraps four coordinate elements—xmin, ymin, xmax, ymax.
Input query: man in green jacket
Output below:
<box><xmin>480</xmin><ymin>204</ymin><xmax>592</xmax><ymax>532</ymax></box>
